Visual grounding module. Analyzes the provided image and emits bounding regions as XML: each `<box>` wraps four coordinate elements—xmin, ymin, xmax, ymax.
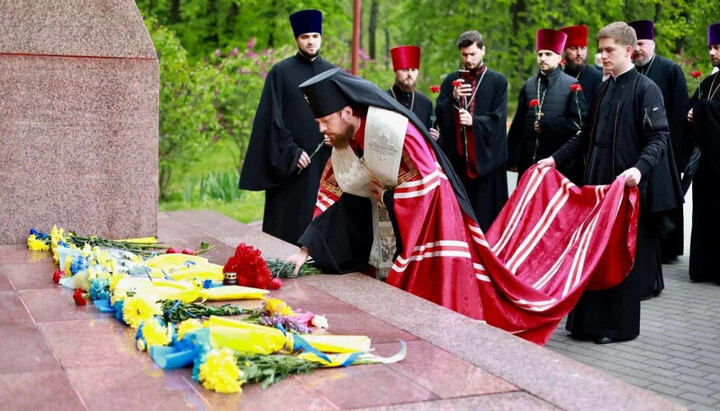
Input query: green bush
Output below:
<box><xmin>147</xmin><ymin>16</ymin><xmax>222</xmax><ymax>200</ymax></box>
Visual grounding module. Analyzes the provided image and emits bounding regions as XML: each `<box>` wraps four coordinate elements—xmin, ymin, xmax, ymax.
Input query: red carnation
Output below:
<box><xmin>223</xmin><ymin>243</ymin><xmax>273</xmax><ymax>289</ymax></box>
<box><xmin>691</xmin><ymin>71</ymin><xmax>702</xmax><ymax>79</ymax></box>
<box><xmin>269</xmin><ymin>277</ymin><xmax>283</xmax><ymax>290</ymax></box>
<box><xmin>181</xmin><ymin>248</ymin><xmax>196</xmax><ymax>255</ymax></box>
<box><xmin>529</xmin><ymin>99</ymin><xmax>540</xmax><ymax>108</ymax></box>
<box><xmin>52</xmin><ymin>270</ymin><xmax>66</xmax><ymax>284</ymax></box>
<box><xmin>452</xmin><ymin>80</ymin><xmax>463</xmax><ymax>87</ymax></box>
<box><xmin>430</xmin><ymin>85</ymin><xmax>441</xmax><ymax>93</ymax></box>
<box><xmin>73</xmin><ymin>289</ymin><xmax>87</xmax><ymax>306</ymax></box>
<box><xmin>165</xmin><ymin>246</ymin><xmax>180</xmax><ymax>254</ymax></box>
<box><xmin>570</xmin><ymin>84</ymin><xmax>583</xmax><ymax>92</ymax></box>
<box><xmin>559</xmin><ymin>59</ymin><xmax>566</xmax><ymax>66</ymax></box>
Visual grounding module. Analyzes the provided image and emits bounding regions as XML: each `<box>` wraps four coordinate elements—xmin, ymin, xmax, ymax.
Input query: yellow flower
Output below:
<box><xmin>27</xmin><ymin>235</ymin><xmax>50</xmax><ymax>251</ymax></box>
<box><xmin>63</xmin><ymin>257</ymin><xmax>73</xmax><ymax>274</ymax></box>
<box><xmin>264</xmin><ymin>298</ymin><xmax>295</xmax><ymax>317</ymax></box>
<box><xmin>199</xmin><ymin>349</ymin><xmax>244</xmax><ymax>393</ymax></box>
<box><xmin>108</xmin><ymin>272</ymin><xmax>122</xmax><ymax>292</ymax></box>
<box><xmin>177</xmin><ymin>319</ymin><xmax>204</xmax><ymax>340</ymax></box>
<box><xmin>122</xmin><ymin>296</ymin><xmax>162</xmax><ymax>329</ymax></box>
<box><xmin>139</xmin><ymin>318</ymin><xmax>171</xmax><ymax>350</ymax></box>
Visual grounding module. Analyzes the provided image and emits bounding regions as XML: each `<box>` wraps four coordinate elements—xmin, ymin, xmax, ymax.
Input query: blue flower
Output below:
<box><xmin>70</xmin><ymin>256</ymin><xmax>89</xmax><ymax>275</ymax></box>
<box><xmin>89</xmin><ymin>278</ymin><xmax>111</xmax><ymax>301</ymax></box>
<box><xmin>30</xmin><ymin>228</ymin><xmax>50</xmax><ymax>240</ymax></box>
<box><xmin>113</xmin><ymin>300</ymin><xmax>126</xmax><ymax>323</ymax></box>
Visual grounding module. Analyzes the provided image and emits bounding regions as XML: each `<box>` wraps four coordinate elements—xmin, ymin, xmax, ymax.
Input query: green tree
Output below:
<box><xmin>147</xmin><ymin>17</ymin><xmax>222</xmax><ymax>199</ymax></box>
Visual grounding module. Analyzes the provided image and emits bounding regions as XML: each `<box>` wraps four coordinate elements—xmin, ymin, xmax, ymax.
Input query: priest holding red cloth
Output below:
<box><xmin>285</xmin><ymin>67</ymin><xmax>640</xmax><ymax>345</ymax></box>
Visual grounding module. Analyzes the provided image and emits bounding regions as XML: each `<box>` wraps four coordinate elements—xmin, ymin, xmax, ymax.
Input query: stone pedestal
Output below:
<box><xmin>0</xmin><ymin>1</ymin><xmax>158</xmax><ymax>244</ymax></box>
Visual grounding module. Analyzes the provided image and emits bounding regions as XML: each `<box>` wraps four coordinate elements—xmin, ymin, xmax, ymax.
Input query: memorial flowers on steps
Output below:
<box><xmin>26</xmin><ymin>226</ymin><xmax>407</xmax><ymax>394</ymax></box>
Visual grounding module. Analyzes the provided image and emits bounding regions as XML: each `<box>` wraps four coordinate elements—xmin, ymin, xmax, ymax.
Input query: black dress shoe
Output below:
<box><xmin>594</xmin><ymin>336</ymin><xmax>615</xmax><ymax>344</ymax></box>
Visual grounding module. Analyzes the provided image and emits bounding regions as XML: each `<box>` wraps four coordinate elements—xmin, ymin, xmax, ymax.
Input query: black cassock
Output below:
<box><xmin>637</xmin><ymin>55</ymin><xmax>689</xmax><ymax>262</ymax></box>
<box><xmin>435</xmin><ymin>67</ymin><xmax>509</xmax><ymax>231</ymax></box>
<box><xmin>688</xmin><ymin>72</ymin><xmax>720</xmax><ymax>284</ymax></box>
<box><xmin>564</xmin><ymin>64</ymin><xmax>603</xmax><ymax>109</ymax></box>
<box><xmin>386</xmin><ymin>84</ymin><xmax>434</xmax><ymax>131</ymax></box>
<box><xmin>239</xmin><ymin>53</ymin><xmax>335</xmax><ymax>244</ymax></box>
<box><xmin>553</xmin><ymin>68</ymin><xmax>682</xmax><ymax>341</ymax></box>
<box><xmin>508</xmin><ymin>68</ymin><xmax>586</xmax><ymax>185</ymax></box>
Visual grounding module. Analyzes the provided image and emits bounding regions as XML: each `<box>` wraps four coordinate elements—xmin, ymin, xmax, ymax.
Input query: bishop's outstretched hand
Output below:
<box><xmin>285</xmin><ymin>246</ymin><xmax>310</xmax><ymax>277</ymax></box>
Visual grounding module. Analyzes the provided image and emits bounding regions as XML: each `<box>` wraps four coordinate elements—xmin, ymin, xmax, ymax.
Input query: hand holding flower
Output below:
<box><xmin>569</xmin><ymin>84</ymin><xmax>583</xmax><ymax>128</ymax></box>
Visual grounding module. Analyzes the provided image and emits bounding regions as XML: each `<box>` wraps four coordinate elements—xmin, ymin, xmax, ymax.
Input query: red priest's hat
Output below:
<box><xmin>536</xmin><ymin>29</ymin><xmax>568</xmax><ymax>55</ymax></box>
<box><xmin>559</xmin><ymin>25</ymin><xmax>589</xmax><ymax>48</ymax></box>
<box><xmin>390</xmin><ymin>46</ymin><xmax>421</xmax><ymax>71</ymax></box>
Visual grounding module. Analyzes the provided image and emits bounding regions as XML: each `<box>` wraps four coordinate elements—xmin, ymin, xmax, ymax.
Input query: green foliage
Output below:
<box><xmin>147</xmin><ymin>16</ymin><xmax>222</xmax><ymax>200</ymax></box>
<box><xmin>182</xmin><ymin>170</ymin><xmax>242</xmax><ymax>203</ymax></box>
<box><xmin>141</xmin><ymin>0</ymin><xmax>717</xmax><ymax>222</ymax></box>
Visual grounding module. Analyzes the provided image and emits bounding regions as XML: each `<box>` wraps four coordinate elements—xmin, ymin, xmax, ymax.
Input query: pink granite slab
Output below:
<box><xmin>39</xmin><ymin>319</ymin><xmax>149</xmax><ymax>369</ymax></box>
<box><xmin>367</xmin><ymin>391</ymin><xmax>561</xmax><ymax>410</ymax></box>
<box><xmin>198</xmin><ymin>374</ymin><xmax>337</xmax><ymax>411</ymax></box>
<box><xmin>0</xmin><ymin>291</ymin><xmax>34</xmax><ymax>326</ymax></box>
<box><xmin>0</xmin><ymin>272</ymin><xmax>14</xmax><ymax>291</ymax></box>
<box><xmin>66</xmin><ymin>365</ymin><xmax>202</xmax><ymax>411</ymax></box>
<box><xmin>3</xmin><ymin>261</ymin><xmax>58</xmax><ymax>291</ymax></box>
<box><xmin>0</xmin><ymin>54</ymin><xmax>158</xmax><ymax>244</ymax></box>
<box><xmin>300</xmin><ymin>273</ymin><xmax>686</xmax><ymax>410</ymax></box>
<box><xmin>297</xmin><ymin>364</ymin><xmax>436</xmax><ymax>409</ymax></box>
<box><xmin>373</xmin><ymin>340</ymin><xmax>518</xmax><ymax>399</ymax></box>
<box><xmin>0</xmin><ymin>325</ymin><xmax>61</xmax><ymax>374</ymax></box>
<box><xmin>0</xmin><ymin>370</ymin><xmax>86</xmax><ymax>411</ymax></box>
<box><xmin>0</xmin><ymin>1</ymin><xmax>156</xmax><ymax>58</ymax></box>
<box><xmin>160</xmin><ymin>210</ymin><xmax>251</xmax><ymax>239</ymax></box>
<box><xmin>0</xmin><ymin>248</ymin><xmax>53</xmax><ymax>265</ymax></box>
<box><xmin>19</xmin><ymin>288</ymin><xmax>107</xmax><ymax>323</ymax></box>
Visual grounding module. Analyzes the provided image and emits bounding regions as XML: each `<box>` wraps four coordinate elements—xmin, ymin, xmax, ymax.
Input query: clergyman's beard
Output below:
<box><xmin>299</xmin><ymin>48</ymin><xmax>319</xmax><ymax>60</ymax></box>
<box><xmin>566</xmin><ymin>59</ymin><xmax>585</xmax><ymax>73</ymax></box>
<box><xmin>396</xmin><ymin>79</ymin><xmax>416</xmax><ymax>93</ymax></box>
<box><xmin>633</xmin><ymin>56</ymin><xmax>651</xmax><ymax>67</ymax></box>
<box><xmin>330</xmin><ymin>128</ymin><xmax>353</xmax><ymax>149</ymax></box>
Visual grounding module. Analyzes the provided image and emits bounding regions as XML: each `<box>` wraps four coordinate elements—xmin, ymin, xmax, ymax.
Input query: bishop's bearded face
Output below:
<box><xmin>296</xmin><ymin>33</ymin><xmax>322</xmax><ymax>60</ymax></box>
<box><xmin>710</xmin><ymin>44</ymin><xmax>720</xmax><ymax>68</ymax></box>
<box><xmin>316</xmin><ymin>108</ymin><xmax>356</xmax><ymax>149</ymax></box>
<box><xmin>564</xmin><ymin>46</ymin><xmax>588</xmax><ymax>71</ymax></box>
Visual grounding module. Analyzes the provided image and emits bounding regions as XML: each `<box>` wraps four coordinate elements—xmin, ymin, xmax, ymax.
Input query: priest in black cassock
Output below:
<box><xmin>629</xmin><ymin>20</ymin><xmax>688</xmax><ymax>276</ymax></box>
<box><xmin>508</xmin><ymin>28</ymin><xmax>586</xmax><ymax>185</ymax></box>
<box><xmin>538</xmin><ymin>22</ymin><xmax>682</xmax><ymax>344</ymax></box>
<box><xmin>560</xmin><ymin>25</ymin><xmax>603</xmax><ymax>108</ymax></box>
<box><xmin>386</xmin><ymin>46</ymin><xmax>438</xmax><ymax>140</ymax></box>
<box><xmin>238</xmin><ymin>10</ymin><xmax>335</xmax><ymax>244</ymax></box>
<box><xmin>435</xmin><ymin>30</ymin><xmax>509</xmax><ymax>231</ymax></box>
<box><xmin>688</xmin><ymin>23</ymin><xmax>720</xmax><ymax>284</ymax></box>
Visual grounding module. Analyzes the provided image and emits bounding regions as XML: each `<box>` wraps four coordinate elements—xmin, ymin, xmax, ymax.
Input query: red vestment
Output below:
<box><xmin>311</xmin><ymin>116</ymin><xmax>637</xmax><ymax>345</ymax></box>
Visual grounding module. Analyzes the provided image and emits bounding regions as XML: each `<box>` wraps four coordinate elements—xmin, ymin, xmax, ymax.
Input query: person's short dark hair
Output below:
<box><xmin>457</xmin><ymin>31</ymin><xmax>484</xmax><ymax>49</ymax></box>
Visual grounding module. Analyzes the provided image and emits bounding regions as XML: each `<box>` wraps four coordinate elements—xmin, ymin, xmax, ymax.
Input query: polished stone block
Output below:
<box><xmin>0</xmin><ymin>370</ymin><xmax>85</xmax><ymax>411</ymax></box>
<box><xmin>0</xmin><ymin>0</ymin><xmax>158</xmax><ymax>244</ymax></box>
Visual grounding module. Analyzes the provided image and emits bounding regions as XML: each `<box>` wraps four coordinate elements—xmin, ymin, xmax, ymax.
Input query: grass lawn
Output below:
<box><xmin>159</xmin><ymin>138</ymin><xmax>264</xmax><ymax>223</ymax></box>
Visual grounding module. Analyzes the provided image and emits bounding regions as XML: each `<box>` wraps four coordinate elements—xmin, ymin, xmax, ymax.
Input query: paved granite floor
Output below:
<box><xmin>546</xmin><ymin>186</ymin><xmax>720</xmax><ymax>411</ymax></box>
